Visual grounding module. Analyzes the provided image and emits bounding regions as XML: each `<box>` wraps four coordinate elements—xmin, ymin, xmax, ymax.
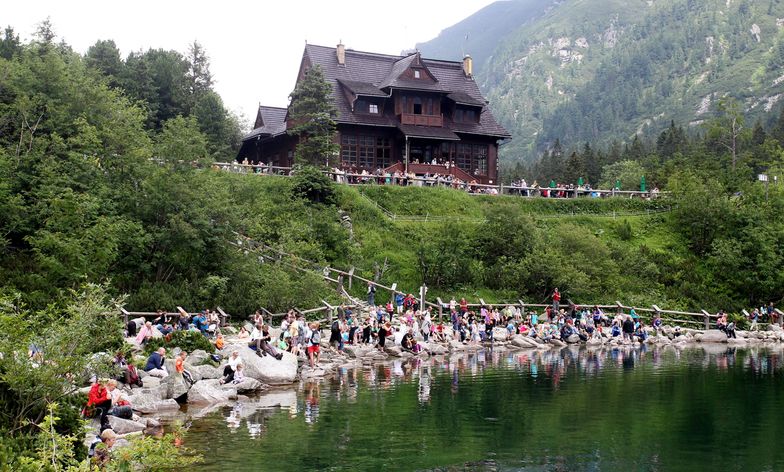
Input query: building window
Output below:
<box><xmin>454</xmin><ymin>107</ymin><xmax>478</xmax><ymax>123</ymax></box>
<box><xmin>369</xmin><ymin>104</ymin><xmax>378</xmax><ymax>114</ymax></box>
<box><xmin>376</xmin><ymin>137</ymin><xmax>391</xmax><ymax>167</ymax></box>
<box><xmin>358</xmin><ymin>135</ymin><xmax>375</xmax><ymax>168</ymax></box>
<box><xmin>414</xmin><ymin>70</ymin><xmax>420</xmax><ymax>79</ymax></box>
<box><xmin>456</xmin><ymin>143</ymin><xmax>472</xmax><ymax>171</ymax></box>
<box><xmin>474</xmin><ymin>144</ymin><xmax>487</xmax><ymax>175</ymax></box>
<box><xmin>413</xmin><ymin>97</ymin><xmax>422</xmax><ymax>115</ymax></box>
<box><xmin>341</xmin><ymin>134</ymin><xmax>358</xmax><ymax>166</ymax></box>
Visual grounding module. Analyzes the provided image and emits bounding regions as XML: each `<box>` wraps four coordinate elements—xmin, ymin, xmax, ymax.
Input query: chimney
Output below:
<box><xmin>336</xmin><ymin>42</ymin><xmax>345</xmax><ymax>66</ymax></box>
<box><xmin>463</xmin><ymin>54</ymin><xmax>473</xmax><ymax>78</ymax></box>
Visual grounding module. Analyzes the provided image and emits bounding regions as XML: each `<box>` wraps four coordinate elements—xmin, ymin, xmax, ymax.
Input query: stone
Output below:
<box><xmin>566</xmin><ymin>334</ymin><xmax>581</xmax><ymax>344</ymax></box>
<box><xmin>698</xmin><ymin>330</ymin><xmax>729</xmax><ymax>343</ymax></box>
<box><xmin>428</xmin><ymin>343</ymin><xmax>447</xmax><ymax>355</ymax></box>
<box><xmin>161</xmin><ymin>372</ymin><xmax>191</xmax><ymax>400</ymax></box>
<box><xmin>188</xmin><ymin>350</ymin><xmax>210</xmax><ymax>365</ymax></box>
<box><xmin>192</xmin><ymin>364</ymin><xmax>222</xmax><ymax>380</ymax></box>
<box><xmin>548</xmin><ymin>339</ymin><xmax>566</xmax><ymax>347</ymax></box>
<box><xmin>233</xmin><ymin>346</ymin><xmax>298</xmax><ymax>385</ymax></box>
<box><xmin>221</xmin><ymin>378</ymin><xmax>264</xmax><ymax>394</ymax></box>
<box><xmin>131</xmin><ymin>317</ymin><xmax>146</xmax><ymax>332</ymax></box>
<box><xmin>384</xmin><ymin>346</ymin><xmax>403</xmax><ymax>357</ymax></box>
<box><xmin>187</xmin><ymin>379</ymin><xmax>236</xmax><ymax>405</ymax></box>
<box><xmin>141</xmin><ymin>376</ymin><xmax>160</xmax><ymax>388</ymax></box>
<box><xmin>108</xmin><ymin>416</ymin><xmax>147</xmax><ymax>434</ymax></box>
<box><xmin>128</xmin><ymin>393</ymin><xmax>180</xmax><ymax>414</ymax></box>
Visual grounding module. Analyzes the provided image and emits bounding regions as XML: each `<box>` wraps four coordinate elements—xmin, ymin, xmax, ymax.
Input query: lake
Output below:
<box><xmin>183</xmin><ymin>345</ymin><xmax>784</xmax><ymax>471</ymax></box>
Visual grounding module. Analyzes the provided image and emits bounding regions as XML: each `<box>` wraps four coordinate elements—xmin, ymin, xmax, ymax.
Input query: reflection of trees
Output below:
<box><xmin>204</xmin><ymin>347</ymin><xmax>784</xmax><ymax>470</ymax></box>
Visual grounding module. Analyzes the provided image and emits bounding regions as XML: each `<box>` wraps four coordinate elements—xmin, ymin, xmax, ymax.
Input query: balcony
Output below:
<box><xmin>399</xmin><ymin>113</ymin><xmax>443</xmax><ymax>127</ymax></box>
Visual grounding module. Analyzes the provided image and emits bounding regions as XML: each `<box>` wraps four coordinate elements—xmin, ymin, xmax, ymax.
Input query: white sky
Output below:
<box><xmin>4</xmin><ymin>0</ymin><xmax>496</xmax><ymax>128</ymax></box>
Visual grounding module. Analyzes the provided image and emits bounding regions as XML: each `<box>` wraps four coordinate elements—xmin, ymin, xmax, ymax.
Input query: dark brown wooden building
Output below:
<box><xmin>238</xmin><ymin>43</ymin><xmax>510</xmax><ymax>184</ymax></box>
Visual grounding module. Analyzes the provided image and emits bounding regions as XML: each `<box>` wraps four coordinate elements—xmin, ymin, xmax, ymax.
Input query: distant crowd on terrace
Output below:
<box><xmin>220</xmin><ymin>159</ymin><xmax>661</xmax><ymax>198</ymax></box>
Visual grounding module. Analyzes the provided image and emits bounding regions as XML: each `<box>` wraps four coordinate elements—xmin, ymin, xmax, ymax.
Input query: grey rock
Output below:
<box><xmin>161</xmin><ymin>373</ymin><xmax>191</xmax><ymax>400</ymax></box>
<box><xmin>108</xmin><ymin>416</ymin><xmax>147</xmax><ymax>434</ymax></box>
<box><xmin>698</xmin><ymin>330</ymin><xmax>729</xmax><ymax>343</ymax></box>
<box><xmin>220</xmin><ymin>378</ymin><xmax>264</xmax><ymax>394</ymax></box>
<box><xmin>188</xmin><ymin>350</ymin><xmax>210</xmax><ymax>365</ymax></box>
<box><xmin>566</xmin><ymin>334</ymin><xmax>581</xmax><ymax>344</ymax></box>
<box><xmin>233</xmin><ymin>346</ymin><xmax>298</xmax><ymax>385</ymax></box>
<box><xmin>141</xmin><ymin>377</ymin><xmax>160</xmax><ymax>388</ymax></box>
<box><xmin>192</xmin><ymin>364</ymin><xmax>222</xmax><ymax>380</ymax></box>
<box><xmin>187</xmin><ymin>379</ymin><xmax>236</xmax><ymax>405</ymax></box>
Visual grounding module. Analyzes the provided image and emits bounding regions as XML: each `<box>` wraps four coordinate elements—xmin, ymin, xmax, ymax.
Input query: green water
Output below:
<box><xmin>184</xmin><ymin>346</ymin><xmax>784</xmax><ymax>471</ymax></box>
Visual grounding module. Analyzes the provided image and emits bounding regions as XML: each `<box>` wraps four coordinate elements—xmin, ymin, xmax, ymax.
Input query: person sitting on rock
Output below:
<box><xmin>89</xmin><ymin>428</ymin><xmax>118</xmax><ymax>467</ymax></box>
<box><xmin>135</xmin><ymin>321</ymin><xmax>155</xmax><ymax>346</ymax></box>
<box><xmin>249</xmin><ymin>323</ymin><xmax>283</xmax><ymax>360</ymax></box>
<box><xmin>622</xmin><ymin>316</ymin><xmax>635</xmax><ymax>342</ymax></box>
<box><xmin>85</xmin><ymin>378</ymin><xmax>113</xmax><ymax>424</ymax></box>
<box><xmin>175</xmin><ymin>351</ymin><xmax>195</xmax><ymax>385</ymax></box>
<box><xmin>231</xmin><ymin>363</ymin><xmax>245</xmax><ymax>384</ymax></box>
<box><xmin>144</xmin><ymin>347</ymin><xmax>168</xmax><ymax>378</ymax></box>
<box><xmin>401</xmin><ymin>328</ymin><xmax>421</xmax><ymax>353</ymax></box>
<box><xmin>220</xmin><ymin>350</ymin><xmax>243</xmax><ymax>384</ymax></box>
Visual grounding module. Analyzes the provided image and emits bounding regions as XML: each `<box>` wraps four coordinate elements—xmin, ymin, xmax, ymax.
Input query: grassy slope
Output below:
<box><xmin>336</xmin><ymin>184</ymin><xmax>682</xmax><ymax>307</ymax></box>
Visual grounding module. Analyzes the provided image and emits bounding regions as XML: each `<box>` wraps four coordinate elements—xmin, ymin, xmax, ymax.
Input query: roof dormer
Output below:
<box><xmin>378</xmin><ymin>51</ymin><xmax>439</xmax><ymax>90</ymax></box>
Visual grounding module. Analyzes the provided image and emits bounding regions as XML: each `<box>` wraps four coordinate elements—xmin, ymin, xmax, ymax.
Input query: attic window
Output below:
<box><xmin>369</xmin><ymin>104</ymin><xmax>379</xmax><ymax>114</ymax></box>
<box><xmin>414</xmin><ymin>70</ymin><xmax>421</xmax><ymax>79</ymax></box>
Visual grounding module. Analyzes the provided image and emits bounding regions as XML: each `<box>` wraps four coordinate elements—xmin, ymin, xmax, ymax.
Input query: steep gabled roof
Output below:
<box><xmin>242</xmin><ymin>106</ymin><xmax>287</xmax><ymax>141</ymax></box>
<box><xmin>336</xmin><ymin>79</ymin><xmax>387</xmax><ymax>97</ymax></box>
<box><xmin>377</xmin><ymin>52</ymin><xmax>440</xmax><ymax>90</ymax></box>
<box><xmin>302</xmin><ymin>44</ymin><xmax>510</xmax><ymax>138</ymax></box>
<box><xmin>447</xmin><ymin>91</ymin><xmax>485</xmax><ymax>107</ymax></box>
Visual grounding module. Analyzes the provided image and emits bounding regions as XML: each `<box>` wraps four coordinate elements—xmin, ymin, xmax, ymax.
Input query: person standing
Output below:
<box><xmin>308</xmin><ymin>322</ymin><xmax>321</xmax><ymax>367</ymax></box>
<box><xmin>552</xmin><ymin>288</ymin><xmax>561</xmax><ymax>314</ymax></box>
<box><xmin>367</xmin><ymin>282</ymin><xmax>376</xmax><ymax>306</ymax></box>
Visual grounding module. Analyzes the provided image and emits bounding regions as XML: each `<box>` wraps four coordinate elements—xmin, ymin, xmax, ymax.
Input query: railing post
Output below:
<box><xmin>701</xmin><ymin>310</ymin><xmax>711</xmax><ymax>330</ymax></box>
<box><xmin>348</xmin><ymin>266</ymin><xmax>355</xmax><ymax>290</ymax></box>
<box><xmin>436</xmin><ymin>297</ymin><xmax>444</xmax><ymax>324</ymax></box>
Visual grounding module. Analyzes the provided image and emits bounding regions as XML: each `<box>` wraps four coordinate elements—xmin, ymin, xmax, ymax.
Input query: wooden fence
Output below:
<box><xmin>212</xmin><ymin>162</ymin><xmax>664</xmax><ymax>200</ymax></box>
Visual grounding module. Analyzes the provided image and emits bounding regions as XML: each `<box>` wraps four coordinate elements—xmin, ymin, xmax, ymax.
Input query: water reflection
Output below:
<box><xmin>206</xmin><ymin>345</ymin><xmax>784</xmax><ymax>439</ymax></box>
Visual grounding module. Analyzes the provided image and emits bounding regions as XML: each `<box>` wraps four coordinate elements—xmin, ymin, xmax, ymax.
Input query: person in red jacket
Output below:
<box><xmin>86</xmin><ymin>378</ymin><xmax>112</xmax><ymax>423</ymax></box>
<box><xmin>552</xmin><ymin>288</ymin><xmax>561</xmax><ymax>314</ymax></box>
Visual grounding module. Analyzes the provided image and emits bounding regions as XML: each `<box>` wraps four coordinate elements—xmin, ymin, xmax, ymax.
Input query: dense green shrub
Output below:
<box><xmin>144</xmin><ymin>330</ymin><xmax>215</xmax><ymax>356</ymax></box>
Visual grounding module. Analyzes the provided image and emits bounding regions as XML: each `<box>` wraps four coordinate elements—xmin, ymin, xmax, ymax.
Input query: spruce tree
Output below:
<box><xmin>287</xmin><ymin>65</ymin><xmax>339</xmax><ymax>167</ymax></box>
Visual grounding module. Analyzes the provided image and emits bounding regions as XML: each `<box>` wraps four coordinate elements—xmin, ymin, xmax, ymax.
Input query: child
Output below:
<box><xmin>231</xmin><ymin>364</ymin><xmax>245</xmax><ymax>384</ymax></box>
<box><xmin>175</xmin><ymin>351</ymin><xmax>194</xmax><ymax>385</ymax></box>
<box><xmin>308</xmin><ymin>322</ymin><xmax>321</xmax><ymax>368</ymax></box>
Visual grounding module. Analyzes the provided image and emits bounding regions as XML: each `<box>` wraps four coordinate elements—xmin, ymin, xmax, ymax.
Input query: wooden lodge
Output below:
<box><xmin>237</xmin><ymin>43</ymin><xmax>510</xmax><ymax>185</ymax></box>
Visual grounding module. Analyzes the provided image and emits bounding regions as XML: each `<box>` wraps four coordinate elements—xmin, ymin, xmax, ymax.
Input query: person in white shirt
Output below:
<box><xmin>220</xmin><ymin>350</ymin><xmax>243</xmax><ymax>384</ymax></box>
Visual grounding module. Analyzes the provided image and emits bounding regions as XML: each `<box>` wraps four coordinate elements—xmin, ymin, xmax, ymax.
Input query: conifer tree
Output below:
<box><xmin>287</xmin><ymin>65</ymin><xmax>339</xmax><ymax>167</ymax></box>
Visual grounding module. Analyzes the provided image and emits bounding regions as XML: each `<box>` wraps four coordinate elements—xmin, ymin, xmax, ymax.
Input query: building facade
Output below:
<box><xmin>238</xmin><ymin>43</ymin><xmax>510</xmax><ymax>184</ymax></box>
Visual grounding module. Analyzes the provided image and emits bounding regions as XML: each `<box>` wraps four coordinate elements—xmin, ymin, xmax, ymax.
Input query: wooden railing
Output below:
<box><xmin>213</xmin><ymin>162</ymin><xmax>664</xmax><ymax>200</ymax></box>
<box><xmin>399</xmin><ymin>113</ymin><xmax>443</xmax><ymax>127</ymax></box>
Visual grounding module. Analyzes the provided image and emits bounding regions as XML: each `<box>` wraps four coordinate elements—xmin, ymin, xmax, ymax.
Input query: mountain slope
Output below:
<box><xmin>415</xmin><ymin>0</ymin><xmax>557</xmax><ymax>76</ymax></box>
<box><xmin>419</xmin><ymin>0</ymin><xmax>784</xmax><ymax>163</ymax></box>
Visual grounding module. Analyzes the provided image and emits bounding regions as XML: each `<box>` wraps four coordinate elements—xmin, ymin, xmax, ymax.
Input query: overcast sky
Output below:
<box><xmin>5</xmin><ymin>0</ymin><xmax>496</xmax><ymax>127</ymax></box>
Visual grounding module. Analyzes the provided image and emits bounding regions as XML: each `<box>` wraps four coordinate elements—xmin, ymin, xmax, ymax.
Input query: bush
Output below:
<box><xmin>144</xmin><ymin>330</ymin><xmax>215</xmax><ymax>356</ymax></box>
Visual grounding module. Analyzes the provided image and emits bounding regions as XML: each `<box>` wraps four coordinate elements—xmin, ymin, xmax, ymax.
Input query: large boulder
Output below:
<box><xmin>384</xmin><ymin>346</ymin><xmax>403</xmax><ymax>357</ymax></box>
<box><xmin>548</xmin><ymin>339</ymin><xmax>566</xmax><ymax>347</ymax></box>
<box><xmin>233</xmin><ymin>346</ymin><xmax>297</xmax><ymax>385</ymax></box>
<box><xmin>428</xmin><ymin>343</ymin><xmax>448</xmax><ymax>355</ymax></box>
<box><xmin>141</xmin><ymin>376</ymin><xmax>160</xmax><ymax>388</ymax></box>
<box><xmin>108</xmin><ymin>416</ymin><xmax>147</xmax><ymax>434</ymax></box>
<box><xmin>187</xmin><ymin>379</ymin><xmax>236</xmax><ymax>405</ymax></box>
<box><xmin>192</xmin><ymin>364</ymin><xmax>222</xmax><ymax>380</ymax></box>
<box><xmin>221</xmin><ymin>378</ymin><xmax>264</xmax><ymax>394</ymax></box>
<box><xmin>566</xmin><ymin>334</ymin><xmax>581</xmax><ymax>344</ymax></box>
<box><xmin>698</xmin><ymin>330</ymin><xmax>729</xmax><ymax>343</ymax></box>
<box><xmin>188</xmin><ymin>350</ymin><xmax>210</xmax><ymax>365</ymax></box>
<box><xmin>161</xmin><ymin>373</ymin><xmax>191</xmax><ymax>400</ymax></box>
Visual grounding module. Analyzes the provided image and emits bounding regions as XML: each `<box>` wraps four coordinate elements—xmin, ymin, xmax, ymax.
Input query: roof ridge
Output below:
<box><xmin>258</xmin><ymin>105</ymin><xmax>288</xmax><ymax>110</ymax></box>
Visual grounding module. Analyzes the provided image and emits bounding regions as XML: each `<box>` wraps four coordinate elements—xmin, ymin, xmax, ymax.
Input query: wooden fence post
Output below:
<box><xmin>390</xmin><ymin>283</ymin><xmax>397</xmax><ymax>306</ymax></box>
<box><xmin>615</xmin><ymin>301</ymin><xmax>624</xmax><ymax>318</ymax></box>
<box><xmin>701</xmin><ymin>310</ymin><xmax>711</xmax><ymax>330</ymax></box>
<box><xmin>120</xmin><ymin>308</ymin><xmax>130</xmax><ymax>327</ymax></box>
<box><xmin>348</xmin><ymin>267</ymin><xmax>355</xmax><ymax>290</ymax></box>
<box><xmin>436</xmin><ymin>297</ymin><xmax>444</xmax><ymax>324</ymax></box>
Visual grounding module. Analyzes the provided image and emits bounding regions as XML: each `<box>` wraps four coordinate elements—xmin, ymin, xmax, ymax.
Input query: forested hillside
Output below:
<box><xmin>420</xmin><ymin>0</ymin><xmax>784</xmax><ymax>164</ymax></box>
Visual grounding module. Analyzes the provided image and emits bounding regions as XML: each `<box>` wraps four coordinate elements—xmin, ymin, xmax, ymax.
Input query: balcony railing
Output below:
<box><xmin>399</xmin><ymin>113</ymin><xmax>443</xmax><ymax>127</ymax></box>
